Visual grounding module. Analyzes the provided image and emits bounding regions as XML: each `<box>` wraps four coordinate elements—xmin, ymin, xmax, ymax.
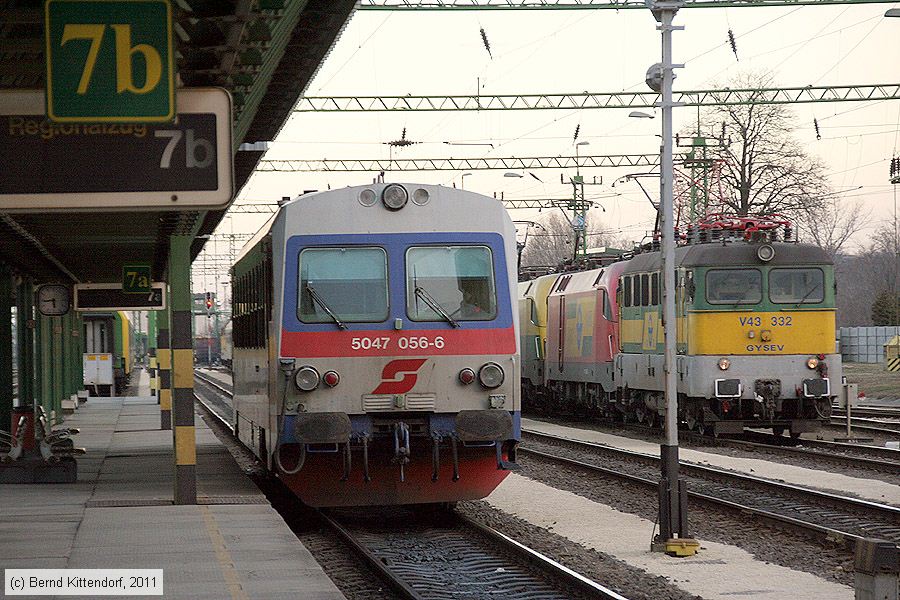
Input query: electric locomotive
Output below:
<box><xmin>522</xmin><ymin>215</ymin><xmax>841</xmax><ymax>437</ymax></box>
<box><xmin>231</xmin><ymin>184</ymin><xmax>520</xmax><ymax>507</ymax></box>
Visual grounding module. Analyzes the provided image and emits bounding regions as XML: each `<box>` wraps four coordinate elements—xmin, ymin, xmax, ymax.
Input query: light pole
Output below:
<box><xmin>646</xmin><ymin>0</ymin><xmax>698</xmax><ymax>557</ymax></box>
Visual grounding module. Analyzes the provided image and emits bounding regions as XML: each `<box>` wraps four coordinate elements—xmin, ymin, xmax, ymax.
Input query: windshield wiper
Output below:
<box><xmin>794</xmin><ymin>281</ymin><xmax>823</xmax><ymax>307</ymax></box>
<box><xmin>415</xmin><ymin>286</ymin><xmax>460</xmax><ymax>328</ymax></box>
<box><xmin>306</xmin><ymin>284</ymin><xmax>347</xmax><ymax>329</ymax></box>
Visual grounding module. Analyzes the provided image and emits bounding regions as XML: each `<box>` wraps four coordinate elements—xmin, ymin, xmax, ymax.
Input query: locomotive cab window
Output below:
<box><xmin>407</xmin><ymin>246</ymin><xmax>497</xmax><ymax>322</ymax></box>
<box><xmin>706</xmin><ymin>269</ymin><xmax>762</xmax><ymax>304</ymax></box>
<box><xmin>769</xmin><ymin>268</ymin><xmax>824</xmax><ymax>304</ymax></box>
<box><xmin>298</xmin><ymin>247</ymin><xmax>389</xmax><ymax>323</ymax></box>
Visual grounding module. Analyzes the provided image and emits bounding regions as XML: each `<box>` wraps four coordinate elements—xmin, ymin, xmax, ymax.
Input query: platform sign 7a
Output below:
<box><xmin>45</xmin><ymin>0</ymin><xmax>174</xmax><ymax>122</ymax></box>
<box><xmin>123</xmin><ymin>264</ymin><xmax>152</xmax><ymax>294</ymax></box>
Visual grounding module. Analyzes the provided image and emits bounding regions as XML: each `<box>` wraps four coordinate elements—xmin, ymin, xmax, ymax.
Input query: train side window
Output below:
<box><xmin>651</xmin><ymin>272</ymin><xmax>659</xmax><ymax>305</ymax></box>
<box><xmin>686</xmin><ymin>271</ymin><xmax>695</xmax><ymax>302</ymax></box>
<box><xmin>640</xmin><ymin>274</ymin><xmax>649</xmax><ymax>306</ymax></box>
<box><xmin>623</xmin><ymin>276</ymin><xmax>632</xmax><ymax>307</ymax></box>
<box><xmin>529</xmin><ymin>298</ymin><xmax>539</xmax><ymax>325</ymax></box>
<box><xmin>633</xmin><ymin>275</ymin><xmax>641</xmax><ymax>307</ymax></box>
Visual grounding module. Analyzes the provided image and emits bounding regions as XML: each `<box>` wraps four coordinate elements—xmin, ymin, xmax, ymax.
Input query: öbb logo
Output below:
<box><xmin>372</xmin><ymin>359</ymin><xmax>427</xmax><ymax>395</ymax></box>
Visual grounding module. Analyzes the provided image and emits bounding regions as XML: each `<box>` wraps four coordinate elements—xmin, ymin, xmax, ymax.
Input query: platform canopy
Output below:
<box><xmin>0</xmin><ymin>0</ymin><xmax>356</xmax><ymax>284</ymax></box>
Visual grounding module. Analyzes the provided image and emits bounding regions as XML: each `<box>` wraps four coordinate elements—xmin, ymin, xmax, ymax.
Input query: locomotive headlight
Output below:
<box><xmin>806</xmin><ymin>357</ymin><xmax>819</xmax><ymax>369</ymax></box>
<box><xmin>717</xmin><ymin>357</ymin><xmax>731</xmax><ymax>371</ymax></box>
<box><xmin>478</xmin><ymin>363</ymin><xmax>504</xmax><ymax>388</ymax></box>
<box><xmin>358</xmin><ymin>188</ymin><xmax>377</xmax><ymax>207</ymax></box>
<box><xmin>382</xmin><ymin>184</ymin><xmax>409</xmax><ymax>210</ymax></box>
<box><xmin>757</xmin><ymin>244</ymin><xmax>775</xmax><ymax>262</ymax></box>
<box><xmin>294</xmin><ymin>366</ymin><xmax>320</xmax><ymax>391</ymax></box>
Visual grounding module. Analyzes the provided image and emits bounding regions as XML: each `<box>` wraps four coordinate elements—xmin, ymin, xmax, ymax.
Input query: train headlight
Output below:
<box><xmin>458</xmin><ymin>368</ymin><xmax>476</xmax><ymax>385</ymax></box>
<box><xmin>757</xmin><ymin>244</ymin><xmax>775</xmax><ymax>262</ymax></box>
<box><xmin>294</xmin><ymin>366</ymin><xmax>319</xmax><ymax>391</ymax></box>
<box><xmin>717</xmin><ymin>357</ymin><xmax>731</xmax><ymax>371</ymax></box>
<box><xmin>806</xmin><ymin>357</ymin><xmax>819</xmax><ymax>369</ymax></box>
<box><xmin>358</xmin><ymin>188</ymin><xmax>377</xmax><ymax>207</ymax></box>
<box><xmin>478</xmin><ymin>363</ymin><xmax>504</xmax><ymax>388</ymax></box>
<box><xmin>412</xmin><ymin>188</ymin><xmax>431</xmax><ymax>206</ymax></box>
<box><xmin>322</xmin><ymin>370</ymin><xmax>340</xmax><ymax>387</ymax></box>
<box><xmin>382</xmin><ymin>184</ymin><xmax>408</xmax><ymax>210</ymax></box>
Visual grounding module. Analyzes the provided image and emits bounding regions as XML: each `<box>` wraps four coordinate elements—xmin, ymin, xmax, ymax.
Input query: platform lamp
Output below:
<box><xmin>645</xmin><ymin>0</ymin><xmax>699</xmax><ymax>557</ymax></box>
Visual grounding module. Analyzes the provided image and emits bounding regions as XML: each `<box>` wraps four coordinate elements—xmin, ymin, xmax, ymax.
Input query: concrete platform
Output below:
<box><xmin>1</xmin><ymin>393</ymin><xmax>345</xmax><ymax>600</ymax></box>
<box><xmin>487</xmin><ymin>473</ymin><xmax>853</xmax><ymax>600</ymax></box>
<box><xmin>196</xmin><ymin>368</ymin><xmax>233</xmax><ymax>389</ymax></box>
<box><xmin>523</xmin><ymin>418</ymin><xmax>900</xmax><ymax>506</ymax></box>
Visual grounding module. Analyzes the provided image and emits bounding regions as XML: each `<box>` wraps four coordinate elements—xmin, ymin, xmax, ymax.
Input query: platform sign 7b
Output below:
<box><xmin>45</xmin><ymin>0</ymin><xmax>174</xmax><ymax>122</ymax></box>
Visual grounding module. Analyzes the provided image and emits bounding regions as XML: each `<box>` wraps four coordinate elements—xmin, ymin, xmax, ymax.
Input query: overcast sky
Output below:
<box><xmin>196</xmin><ymin>4</ymin><xmax>900</xmax><ymax>296</ymax></box>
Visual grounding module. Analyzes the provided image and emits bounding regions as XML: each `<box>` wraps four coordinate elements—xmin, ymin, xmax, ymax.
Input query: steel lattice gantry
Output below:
<box><xmin>358</xmin><ymin>0</ymin><xmax>899</xmax><ymax>8</ymax></box>
<box><xmin>294</xmin><ymin>84</ymin><xmax>900</xmax><ymax>112</ymax></box>
<box><xmin>256</xmin><ymin>153</ymin><xmax>667</xmax><ymax>171</ymax></box>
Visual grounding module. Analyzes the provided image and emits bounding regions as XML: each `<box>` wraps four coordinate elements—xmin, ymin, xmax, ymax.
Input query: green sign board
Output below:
<box><xmin>45</xmin><ymin>0</ymin><xmax>174</xmax><ymax>123</ymax></box>
<box><xmin>123</xmin><ymin>264</ymin><xmax>152</xmax><ymax>294</ymax></box>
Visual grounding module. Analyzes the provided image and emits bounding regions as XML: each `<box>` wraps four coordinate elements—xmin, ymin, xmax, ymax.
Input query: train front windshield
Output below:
<box><xmin>406</xmin><ymin>246</ymin><xmax>497</xmax><ymax>322</ymax></box>
<box><xmin>298</xmin><ymin>247</ymin><xmax>389</xmax><ymax>323</ymax></box>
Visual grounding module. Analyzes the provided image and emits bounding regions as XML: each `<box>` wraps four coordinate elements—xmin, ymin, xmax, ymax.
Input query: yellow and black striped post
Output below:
<box><xmin>887</xmin><ymin>358</ymin><xmax>900</xmax><ymax>372</ymax></box>
<box><xmin>169</xmin><ymin>235</ymin><xmax>196</xmax><ymax>504</ymax></box>
<box><xmin>157</xmin><ymin>302</ymin><xmax>172</xmax><ymax>430</ymax></box>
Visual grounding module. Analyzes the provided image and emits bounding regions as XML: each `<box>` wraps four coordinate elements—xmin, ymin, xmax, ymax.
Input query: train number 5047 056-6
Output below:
<box><xmin>350</xmin><ymin>336</ymin><xmax>445</xmax><ymax>351</ymax></box>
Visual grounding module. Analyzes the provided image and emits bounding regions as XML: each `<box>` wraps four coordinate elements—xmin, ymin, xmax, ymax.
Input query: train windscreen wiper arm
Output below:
<box><xmin>415</xmin><ymin>286</ymin><xmax>460</xmax><ymax>328</ymax></box>
<box><xmin>306</xmin><ymin>284</ymin><xmax>347</xmax><ymax>330</ymax></box>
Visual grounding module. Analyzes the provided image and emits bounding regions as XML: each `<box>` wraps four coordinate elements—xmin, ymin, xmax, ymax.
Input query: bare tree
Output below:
<box><xmin>700</xmin><ymin>72</ymin><xmax>829</xmax><ymax>217</ymax></box>
<box><xmin>796</xmin><ymin>196</ymin><xmax>870</xmax><ymax>259</ymax></box>
<box><xmin>519</xmin><ymin>213</ymin><xmax>629</xmax><ymax>268</ymax></box>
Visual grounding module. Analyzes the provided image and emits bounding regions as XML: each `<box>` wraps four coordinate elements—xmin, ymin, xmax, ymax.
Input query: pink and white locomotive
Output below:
<box><xmin>231</xmin><ymin>184</ymin><xmax>520</xmax><ymax>506</ymax></box>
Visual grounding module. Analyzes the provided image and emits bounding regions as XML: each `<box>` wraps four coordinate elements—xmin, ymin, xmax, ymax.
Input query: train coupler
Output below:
<box><xmin>431</xmin><ymin>433</ymin><xmax>441</xmax><ymax>482</ymax></box>
<box><xmin>392</xmin><ymin>422</ymin><xmax>411</xmax><ymax>483</ymax></box>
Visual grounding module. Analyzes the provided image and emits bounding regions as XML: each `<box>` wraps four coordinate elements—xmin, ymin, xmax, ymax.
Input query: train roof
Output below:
<box><xmin>621</xmin><ymin>242</ymin><xmax>831</xmax><ymax>274</ymax></box>
<box><xmin>235</xmin><ymin>184</ymin><xmax>514</xmax><ymax>270</ymax></box>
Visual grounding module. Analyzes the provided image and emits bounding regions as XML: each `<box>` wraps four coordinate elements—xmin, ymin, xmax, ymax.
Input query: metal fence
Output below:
<box><xmin>839</xmin><ymin>326</ymin><xmax>900</xmax><ymax>363</ymax></box>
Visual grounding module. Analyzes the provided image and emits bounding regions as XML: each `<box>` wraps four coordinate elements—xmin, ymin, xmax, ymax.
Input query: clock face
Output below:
<box><xmin>37</xmin><ymin>284</ymin><xmax>70</xmax><ymax>316</ymax></box>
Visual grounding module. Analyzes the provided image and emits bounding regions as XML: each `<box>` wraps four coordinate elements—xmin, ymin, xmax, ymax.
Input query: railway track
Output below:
<box><xmin>520</xmin><ymin>429</ymin><xmax>900</xmax><ymax>554</ymax></box>
<box><xmin>833</xmin><ymin>405</ymin><xmax>900</xmax><ymax>419</ymax></box>
<box><xmin>193</xmin><ymin>370</ymin><xmax>628</xmax><ymax>600</ymax></box>
<box><xmin>322</xmin><ymin>508</ymin><xmax>626</xmax><ymax>600</ymax></box>
<box><xmin>828</xmin><ymin>416</ymin><xmax>900</xmax><ymax>435</ymax></box>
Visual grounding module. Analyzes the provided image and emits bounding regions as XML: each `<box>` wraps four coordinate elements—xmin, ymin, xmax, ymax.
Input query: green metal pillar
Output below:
<box><xmin>51</xmin><ymin>316</ymin><xmax>63</xmax><ymax>419</ymax></box>
<box><xmin>38</xmin><ymin>314</ymin><xmax>55</xmax><ymax>417</ymax></box>
<box><xmin>0</xmin><ymin>264</ymin><xmax>13</xmax><ymax>430</ymax></box>
<box><xmin>16</xmin><ymin>278</ymin><xmax>34</xmax><ymax>407</ymax></box>
<box><xmin>157</xmin><ymin>301</ymin><xmax>171</xmax><ymax>428</ymax></box>
<box><xmin>169</xmin><ymin>235</ymin><xmax>197</xmax><ymax>504</ymax></box>
<box><xmin>148</xmin><ymin>310</ymin><xmax>158</xmax><ymax>400</ymax></box>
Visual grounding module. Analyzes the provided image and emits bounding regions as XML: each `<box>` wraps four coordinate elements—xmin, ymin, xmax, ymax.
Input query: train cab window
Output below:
<box><xmin>706</xmin><ymin>269</ymin><xmax>762</xmax><ymax>304</ymax></box>
<box><xmin>406</xmin><ymin>245</ymin><xmax>497</xmax><ymax>322</ymax></box>
<box><xmin>651</xmin><ymin>273</ymin><xmax>659</xmax><ymax>305</ymax></box>
<box><xmin>640</xmin><ymin>274</ymin><xmax>650</xmax><ymax>306</ymax></box>
<box><xmin>601</xmin><ymin>290</ymin><xmax>613</xmax><ymax>321</ymax></box>
<box><xmin>769</xmin><ymin>268</ymin><xmax>824</xmax><ymax>304</ymax></box>
<box><xmin>529</xmin><ymin>298</ymin><xmax>540</xmax><ymax>325</ymax></box>
<box><xmin>298</xmin><ymin>247</ymin><xmax>389</xmax><ymax>323</ymax></box>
